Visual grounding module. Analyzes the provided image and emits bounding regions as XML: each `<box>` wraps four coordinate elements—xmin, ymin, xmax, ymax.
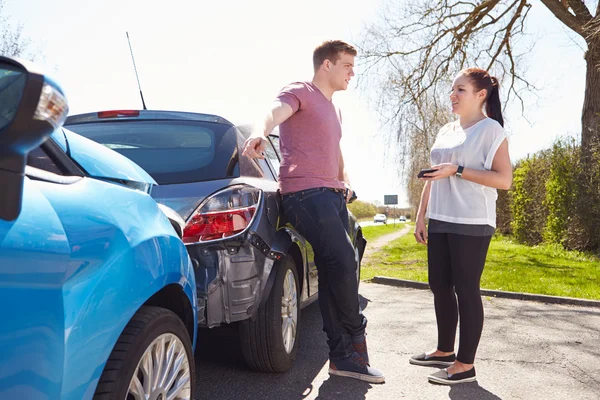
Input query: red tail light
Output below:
<box><xmin>183</xmin><ymin>185</ymin><xmax>261</xmax><ymax>243</ymax></box>
<box><xmin>97</xmin><ymin>110</ymin><xmax>140</xmax><ymax>118</ymax></box>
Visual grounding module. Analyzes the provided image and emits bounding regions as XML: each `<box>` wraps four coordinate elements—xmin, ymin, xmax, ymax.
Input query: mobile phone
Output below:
<box><xmin>418</xmin><ymin>168</ymin><xmax>437</xmax><ymax>178</ymax></box>
<box><xmin>347</xmin><ymin>190</ymin><xmax>358</xmax><ymax>203</ymax></box>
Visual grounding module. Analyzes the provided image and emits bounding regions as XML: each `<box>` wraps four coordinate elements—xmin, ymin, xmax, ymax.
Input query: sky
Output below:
<box><xmin>3</xmin><ymin>0</ymin><xmax>588</xmax><ymax>207</ymax></box>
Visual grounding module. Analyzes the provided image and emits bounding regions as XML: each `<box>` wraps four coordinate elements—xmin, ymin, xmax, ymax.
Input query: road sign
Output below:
<box><xmin>384</xmin><ymin>195</ymin><xmax>398</xmax><ymax>205</ymax></box>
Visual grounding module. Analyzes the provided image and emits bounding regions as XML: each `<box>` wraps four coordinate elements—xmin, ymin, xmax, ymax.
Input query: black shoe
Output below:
<box><xmin>428</xmin><ymin>367</ymin><xmax>476</xmax><ymax>385</ymax></box>
<box><xmin>351</xmin><ymin>334</ymin><xmax>369</xmax><ymax>365</ymax></box>
<box><xmin>329</xmin><ymin>352</ymin><xmax>385</xmax><ymax>384</ymax></box>
<box><xmin>409</xmin><ymin>352</ymin><xmax>455</xmax><ymax>367</ymax></box>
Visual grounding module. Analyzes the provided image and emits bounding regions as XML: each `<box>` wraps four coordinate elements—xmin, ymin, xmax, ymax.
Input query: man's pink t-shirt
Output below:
<box><xmin>276</xmin><ymin>81</ymin><xmax>346</xmax><ymax>195</ymax></box>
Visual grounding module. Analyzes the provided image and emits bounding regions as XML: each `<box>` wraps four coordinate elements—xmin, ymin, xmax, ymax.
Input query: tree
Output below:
<box><xmin>359</xmin><ymin>0</ymin><xmax>600</xmax><ymax>164</ymax></box>
<box><xmin>359</xmin><ymin>0</ymin><xmax>600</xmax><ymax>249</ymax></box>
<box><xmin>404</xmin><ymin>87</ymin><xmax>452</xmax><ymax>210</ymax></box>
<box><xmin>0</xmin><ymin>0</ymin><xmax>31</xmax><ymax>58</ymax></box>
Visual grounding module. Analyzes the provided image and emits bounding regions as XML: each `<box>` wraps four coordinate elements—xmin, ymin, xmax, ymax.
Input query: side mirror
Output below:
<box><xmin>0</xmin><ymin>56</ymin><xmax>69</xmax><ymax>221</ymax></box>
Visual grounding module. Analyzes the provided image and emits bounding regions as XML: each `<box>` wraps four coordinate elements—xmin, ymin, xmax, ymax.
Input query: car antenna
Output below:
<box><xmin>126</xmin><ymin>31</ymin><xmax>147</xmax><ymax>110</ymax></box>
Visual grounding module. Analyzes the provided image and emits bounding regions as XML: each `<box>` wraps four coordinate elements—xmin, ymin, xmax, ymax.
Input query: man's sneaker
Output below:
<box><xmin>351</xmin><ymin>334</ymin><xmax>369</xmax><ymax>365</ymax></box>
<box><xmin>409</xmin><ymin>352</ymin><xmax>455</xmax><ymax>367</ymax></box>
<box><xmin>329</xmin><ymin>352</ymin><xmax>385</xmax><ymax>384</ymax></box>
<box><xmin>428</xmin><ymin>367</ymin><xmax>476</xmax><ymax>385</ymax></box>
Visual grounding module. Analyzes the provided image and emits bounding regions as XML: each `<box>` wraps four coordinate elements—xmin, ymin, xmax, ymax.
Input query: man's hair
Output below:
<box><xmin>313</xmin><ymin>40</ymin><xmax>357</xmax><ymax>71</ymax></box>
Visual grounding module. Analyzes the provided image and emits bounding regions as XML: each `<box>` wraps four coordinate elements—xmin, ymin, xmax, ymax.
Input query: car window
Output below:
<box><xmin>269</xmin><ymin>136</ymin><xmax>281</xmax><ymax>159</ymax></box>
<box><xmin>27</xmin><ymin>146</ymin><xmax>64</xmax><ymax>175</ymax></box>
<box><xmin>264</xmin><ymin>142</ymin><xmax>280</xmax><ymax>177</ymax></box>
<box><xmin>50</xmin><ymin>129</ymin><xmax>68</xmax><ymax>153</ymax></box>
<box><xmin>66</xmin><ymin>120</ymin><xmax>239</xmax><ymax>185</ymax></box>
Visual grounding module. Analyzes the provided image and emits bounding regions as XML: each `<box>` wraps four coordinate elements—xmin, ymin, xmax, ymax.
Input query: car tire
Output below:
<box><xmin>239</xmin><ymin>257</ymin><xmax>300</xmax><ymax>373</ymax></box>
<box><xmin>93</xmin><ymin>306</ymin><xmax>195</xmax><ymax>400</ymax></box>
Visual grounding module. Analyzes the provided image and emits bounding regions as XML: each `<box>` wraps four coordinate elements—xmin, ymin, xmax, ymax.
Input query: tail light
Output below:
<box><xmin>183</xmin><ymin>185</ymin><xmax>261</xmax><ymax>243</ymax></box>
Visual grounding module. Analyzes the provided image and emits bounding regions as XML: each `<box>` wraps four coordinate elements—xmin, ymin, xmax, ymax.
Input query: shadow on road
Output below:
<box><xmin>194</xmin><ymin>296</ymin><xmax>372</xmax><ymax>399</ymax></box>
<box><xmin>448</xmin><ymin>382</ymin><xmax>503</xmax><ymax>400</ymax></box>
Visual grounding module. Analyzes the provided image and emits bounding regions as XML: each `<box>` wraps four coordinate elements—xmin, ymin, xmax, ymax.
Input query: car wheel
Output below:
<box><xmin>93</xmin><ymin>306</ymin><xmax>194</xmax><ymax>400</ymax></box>
<box><xmin>240</xmin><ymin>257</ymin><xmax>300</xmax><ymax>373</ymax></box>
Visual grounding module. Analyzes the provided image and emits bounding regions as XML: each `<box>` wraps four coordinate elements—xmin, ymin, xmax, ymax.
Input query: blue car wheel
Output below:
<box><xmin>94</xmin><ymin>306</ymin><xmax>194</xmax><ymax>400</ymax></box>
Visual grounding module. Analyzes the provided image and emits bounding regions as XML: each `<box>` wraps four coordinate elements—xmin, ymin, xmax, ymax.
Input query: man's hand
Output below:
<box><xmin>344</xmin><ymin>183</ymin><xmax>355</xmax><ymax>203</ymax></box>
<box><xmin>242</xmin><ymin>136</ymin><xmax>267</xmax><ymax>159</ymax></box>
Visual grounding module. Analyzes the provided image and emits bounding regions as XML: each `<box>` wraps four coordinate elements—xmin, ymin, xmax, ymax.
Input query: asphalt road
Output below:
<box><xmin>194</xmin><ymin>283</ymin><xmax>600</xmax><ymax>400</ymax></box>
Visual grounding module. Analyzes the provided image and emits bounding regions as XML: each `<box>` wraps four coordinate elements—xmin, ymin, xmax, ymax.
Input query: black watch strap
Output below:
<box><xmin>456</xmin><ymin>165</ymin><xmax>464</xmax><ymax>178</ymax></box>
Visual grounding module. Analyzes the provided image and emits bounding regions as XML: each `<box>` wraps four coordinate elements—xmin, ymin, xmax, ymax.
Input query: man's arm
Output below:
<box><xmin>338</xmin><ymin>149</ymin><xmax>353</xmax><ymax>201</ymax></box>
<box><xmin>242</xmin><ymin>101</ymin><xmax>294</xmax><ymax>159</ymax></box>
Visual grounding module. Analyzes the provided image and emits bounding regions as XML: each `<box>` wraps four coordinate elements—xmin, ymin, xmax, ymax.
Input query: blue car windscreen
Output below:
<box><xmin>67</xmin><ymin>120</ymin><xmax>239</xmax><ymax>185</ymax></box>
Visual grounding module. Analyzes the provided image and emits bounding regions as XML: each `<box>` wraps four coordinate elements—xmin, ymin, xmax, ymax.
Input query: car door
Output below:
<box><xmin>265</xmin><ymin>135</ymin><xmax>318</xmax><ymax>298</ymax></box>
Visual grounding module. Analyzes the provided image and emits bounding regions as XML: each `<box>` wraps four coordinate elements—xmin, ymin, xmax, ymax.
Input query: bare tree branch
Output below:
<box><xmin>0</xmin><ymin>0</ymin><xmax>32</xmax><ymax>58</ymax></box>
<box><xmin>538</xmin><ymin>0</ymin><xmax>587</xmax><ymax>37</ymax></box>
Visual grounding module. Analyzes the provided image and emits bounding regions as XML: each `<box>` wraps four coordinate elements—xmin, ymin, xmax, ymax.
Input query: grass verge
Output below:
<box><xmin>361</xmin><ymin>223</ymin><xmax>409</xmax><ymax>243</ymax></box>
<box><xmin>362</xmin><ymin>231</ymin><xmax>600</xmax><ymax>300</ymax></box>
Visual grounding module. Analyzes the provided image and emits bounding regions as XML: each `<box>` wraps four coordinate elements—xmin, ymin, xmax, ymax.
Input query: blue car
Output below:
<box><xmin>0</xmin><ymin>57</ymin><xmax>197</xmax><ymax>399</ymax></box>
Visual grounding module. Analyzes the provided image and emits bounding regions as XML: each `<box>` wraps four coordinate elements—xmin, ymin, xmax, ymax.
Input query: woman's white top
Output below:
<box><xmin>427</xmin><ymin>118</ymin><xmax>508</xmax><ymax>228</ymax></box>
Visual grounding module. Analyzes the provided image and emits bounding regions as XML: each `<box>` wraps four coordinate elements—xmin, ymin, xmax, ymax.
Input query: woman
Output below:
<box><xmin>409</xmin><ymin>68</ymin><xmax>513</xmax><ymax>385</ymax></box>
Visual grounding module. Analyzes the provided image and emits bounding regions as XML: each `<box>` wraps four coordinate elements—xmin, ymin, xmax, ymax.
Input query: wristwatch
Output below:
<box><xmin>456</xmin><ymin>165</ymin><xmax>464</xmax><ymax>178</ymax></box>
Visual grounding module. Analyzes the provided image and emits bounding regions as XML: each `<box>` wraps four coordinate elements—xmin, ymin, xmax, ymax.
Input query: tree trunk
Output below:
<box><xmin>581</xmin><ymin>39</ymin><xmax>600</xmax><ymax>161</ymax></box>
<box><xmin>575</xmin><ymin>38</ymin><xmax>600</xmax><ymax>251</ymax></box>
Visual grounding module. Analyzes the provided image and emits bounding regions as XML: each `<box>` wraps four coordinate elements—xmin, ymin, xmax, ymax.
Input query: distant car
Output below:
<box><xmin>374</xmin><ymin>214</ymin><xmax>387</xmax><ymax>224</ymax></box>
<box><xmin>64</xmin><ymin>110</ymin><xmax>367</xmax><ymax>373</ymax></box>
<box><xmin>0</xmin><ymin>58</ymin><xmax>197</xmax><ymax>399</ymax></box>
<box><xmin>399</xmin><ymin>216</ymin><xmax>407</xmax><ymax>222</ymax></box>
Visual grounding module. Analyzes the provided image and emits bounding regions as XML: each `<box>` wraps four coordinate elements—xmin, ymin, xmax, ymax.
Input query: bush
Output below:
<box><xmin>347</xmin><ymin>200</ymin><xmax>378</xmax><ymax>219</ymax></box>
<box><xmin>510</xmin><ymin>152</ymin><xmax>551</xmax><ymax>245</ymax></box>
<box><xmin>543</xmin><ymin>139</ymin><xmax>579</xmax><ymax>246</ymax></box>
<box><xmin>496</xmin><ymin>187</ymin><xmax>512</xmax><ymax>235</ymax></box>
<box><xmin>569</xmin><ymin>139</ymin><xmax>600</xmax><ymax>252</ymax></box>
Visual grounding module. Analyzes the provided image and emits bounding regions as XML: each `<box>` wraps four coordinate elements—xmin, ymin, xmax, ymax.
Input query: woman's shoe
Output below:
<box><xmin>409</xmin><ymin>352</ymin><xmax>455</xmax><ymax>367</ymax></box>
<box><xmin>428</xmin><ymin>367</ymin><xmax>476</xmax><ymax>385</ymax></box>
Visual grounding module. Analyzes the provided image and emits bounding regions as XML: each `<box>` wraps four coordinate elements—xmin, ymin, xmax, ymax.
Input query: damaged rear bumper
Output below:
<box><xmin>186</xmin><ymin>232</ymin><xmax>281</xmax><ymax>328</ymax></box>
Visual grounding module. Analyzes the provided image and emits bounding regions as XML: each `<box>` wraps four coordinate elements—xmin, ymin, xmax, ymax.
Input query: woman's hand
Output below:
<box><xmin>414</xmin><ymin>219</ymin><xmax>428</xmax><ymax>245</ymax></box>
<box><xmin>419</xmin><ymin>163</ymin><xmax>458</xmax><ymax>181</ymax></box>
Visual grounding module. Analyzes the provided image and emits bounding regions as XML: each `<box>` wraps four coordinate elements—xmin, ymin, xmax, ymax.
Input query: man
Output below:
<box><xmin>242</xmin><ymin>40</ymin><xmax>384</xmax><ymax>384</ymax></box>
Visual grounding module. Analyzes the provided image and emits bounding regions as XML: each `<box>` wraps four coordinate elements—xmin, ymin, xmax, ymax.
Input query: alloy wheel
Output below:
<box><xmin>127</xmin><ymin>333</ymin><xmax>192</xmax><ymax>400</ymax></box>
<box><xmin>281</xmin><ymin>269</ymin><xmax>298</xmax><ymax>354</ymax></box>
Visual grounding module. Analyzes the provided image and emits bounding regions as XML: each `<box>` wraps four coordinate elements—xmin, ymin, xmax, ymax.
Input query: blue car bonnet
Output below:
<box><xmin>61</xmin><ymin>128</ymin><xmax>156</xmax><ymax>185</ymax></box>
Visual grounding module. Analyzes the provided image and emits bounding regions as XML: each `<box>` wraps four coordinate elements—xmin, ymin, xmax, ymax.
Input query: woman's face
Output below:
<box><xmin>450</xmin><ymin>74</ymin><xmax>486</xmax><ymax>116</ymax></box>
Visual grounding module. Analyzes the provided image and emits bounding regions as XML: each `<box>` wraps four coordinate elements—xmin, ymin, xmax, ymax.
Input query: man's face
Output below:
<box><xmin>327</xmin><ymin>52</ymin><xmax>355</xmax><ymax>91</ymax></box>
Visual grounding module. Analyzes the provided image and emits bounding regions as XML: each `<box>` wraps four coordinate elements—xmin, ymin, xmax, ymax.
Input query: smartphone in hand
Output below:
<box><xmin>346</xmin><ymin>189</ymin><xmax>358</xmax><ymax>203</ymax></box>
<box><xmin>417</xmin><ymin>168</ymin><xmax>437</xmax><ymax>178</ymax></box>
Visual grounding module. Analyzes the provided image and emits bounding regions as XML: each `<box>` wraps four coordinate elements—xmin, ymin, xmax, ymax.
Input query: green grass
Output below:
<box><xmin>361</xmin><ymin>223</ymin><xmax>408</xmax><ymax>243</ymax></box>
<box><xmin>361</xmin><ymin>231</ymin><xmax>600</xmax><ymax>300</ymax></box>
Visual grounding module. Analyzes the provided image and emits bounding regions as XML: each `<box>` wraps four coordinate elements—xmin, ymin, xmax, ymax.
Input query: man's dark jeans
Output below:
<box><xmin>282</xmin><ymin>187</ymin><xmax>367</xmax><ymax>359</ymax></box>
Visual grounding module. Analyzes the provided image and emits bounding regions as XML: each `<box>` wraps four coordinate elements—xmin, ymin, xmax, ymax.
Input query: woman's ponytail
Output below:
<box><xmin>486</xmin><ymin>77</ymin><xmax>504</xmax><ymax>127</ymax></box>
<box><xmin>461</xmin><ymin>68</ymin><xmax>504</xmax><ymax>127</ymax></box>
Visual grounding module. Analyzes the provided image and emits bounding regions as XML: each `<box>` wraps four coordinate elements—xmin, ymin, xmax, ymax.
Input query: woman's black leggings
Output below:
<box><xmin>427</xmin><ymin>232</ymin><xmax>492</xmax><ymax>364</ymax></box>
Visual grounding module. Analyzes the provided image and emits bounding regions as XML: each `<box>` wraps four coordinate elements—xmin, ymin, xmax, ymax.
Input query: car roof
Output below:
<box><xmin>65</xmin><ymin>109</ymin><xmax>234</xmax><ymax>126</ymax></box>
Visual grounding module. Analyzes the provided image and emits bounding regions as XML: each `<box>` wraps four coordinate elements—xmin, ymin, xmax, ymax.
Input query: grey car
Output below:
<box><xmin>64</xmin><ymin>110</ymin><xmax>366</xmax><ymax>373</ymax></box>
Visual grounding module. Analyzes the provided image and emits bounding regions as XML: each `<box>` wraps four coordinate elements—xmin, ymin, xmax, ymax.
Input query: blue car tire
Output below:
<box><xmin>239</xmin><ymin>257</ymin><xmax>300</xmax><ymax>373</ymax></box>
<box><xmin>93</xmin><ymin>306</ymin><xmax>195</xmax><ymax>400</ymax></box>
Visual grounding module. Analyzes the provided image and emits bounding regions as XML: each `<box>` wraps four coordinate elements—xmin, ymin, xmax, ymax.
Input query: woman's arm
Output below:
<box><xmin>420</xmin><ymin>139</ymin><xmax>512</xmax><ymax>190</ymax></box>
<box><xmin>414</xmin><ymin>181</ymin><xmax>431</xmax><ymax>245</ymax></box>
